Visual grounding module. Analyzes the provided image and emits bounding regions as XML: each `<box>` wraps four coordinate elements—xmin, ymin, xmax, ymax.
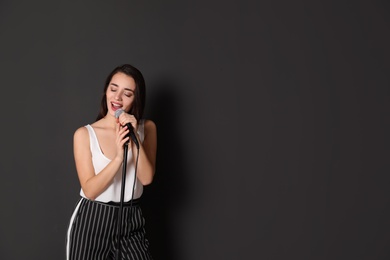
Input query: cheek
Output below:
<box><xmin>105</xmin><ymin>91</ymin><xmax>113</xmax><ymax>100</ymax></box>
<box><xmin>124</xmin><ymin>98</ymin><xmax>134</xmax><ymax>111</ymax></box>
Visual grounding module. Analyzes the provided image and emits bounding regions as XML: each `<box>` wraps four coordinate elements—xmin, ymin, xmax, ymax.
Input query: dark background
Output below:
<box><xmin>0</xmin><ymin>0</ymin><xmax>389</xmax><ymax>259</ymax></box>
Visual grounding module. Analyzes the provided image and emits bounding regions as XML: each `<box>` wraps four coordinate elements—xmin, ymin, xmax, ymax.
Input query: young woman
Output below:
<box><xmin>66</xmin><ymin>64</ymin><xmax>157</xmax><ymax>260</ymax></box>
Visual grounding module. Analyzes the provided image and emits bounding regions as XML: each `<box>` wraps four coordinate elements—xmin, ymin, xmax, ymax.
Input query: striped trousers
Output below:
<box><xmin>66</xmin><ymin>198</ymin><xmax>152</xmax><ymax>260</ymax></box>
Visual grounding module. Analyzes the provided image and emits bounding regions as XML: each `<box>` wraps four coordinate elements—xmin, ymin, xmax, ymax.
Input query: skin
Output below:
<box><xmin>73</xmin><ymin>72</ymin><xmax>157</xmax><ymax>201</ymax></box>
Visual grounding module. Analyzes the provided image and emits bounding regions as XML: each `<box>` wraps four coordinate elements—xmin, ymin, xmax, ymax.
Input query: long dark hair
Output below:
<box><xmin>96</xmin><ymin>64</ymin><xmax>146</xmax><ymax>121</ymax></box>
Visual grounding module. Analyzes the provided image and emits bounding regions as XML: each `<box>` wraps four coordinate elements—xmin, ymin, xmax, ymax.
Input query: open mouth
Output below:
<box><xmin>111</xmin><ymin>102</ymin><xmax>122</xmax><ymax>111</ymax></box>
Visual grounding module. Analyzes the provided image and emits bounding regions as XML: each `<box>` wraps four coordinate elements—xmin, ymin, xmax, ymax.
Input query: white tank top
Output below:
<box><xmin>79</xmin><ymin>120</ymin><xmax>145</xmax><ymax>202</ymax></box>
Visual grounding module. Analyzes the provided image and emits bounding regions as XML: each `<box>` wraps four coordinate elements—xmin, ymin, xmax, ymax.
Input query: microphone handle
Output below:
<box><xmin>126</xmin><ymin>123</ymin><xmax>140</xmax><ymax>149</ymax></box>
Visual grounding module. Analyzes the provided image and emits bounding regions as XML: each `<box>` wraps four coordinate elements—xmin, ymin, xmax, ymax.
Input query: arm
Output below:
<box><xmin>73</xmin><ymin>124</ymin><xmax>130</xmax><ymax>200</ymax></box>
<box><xmin>130</xmin><ymin>120</ymin><xmax>157</xmax><ymax>185</ymax></box>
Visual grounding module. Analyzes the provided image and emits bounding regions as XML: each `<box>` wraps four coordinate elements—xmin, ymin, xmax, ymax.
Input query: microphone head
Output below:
<box><xmin>114</xmin><ymin>108</ymin><xmax>124</xmax><ymax>119</ymax></box>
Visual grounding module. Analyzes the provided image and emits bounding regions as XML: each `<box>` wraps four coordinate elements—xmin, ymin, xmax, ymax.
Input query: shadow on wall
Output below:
<box><xmin>141</xmin><ymin>80</ymin><xmax>189</xmax><ymax>260</ymax></box>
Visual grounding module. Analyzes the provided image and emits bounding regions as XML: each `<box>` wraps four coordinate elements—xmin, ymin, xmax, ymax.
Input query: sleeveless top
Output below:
<box><xmin>79</xmin><ymin>120</ymin><xmax>145</xmax><ymax>202</ymax></box>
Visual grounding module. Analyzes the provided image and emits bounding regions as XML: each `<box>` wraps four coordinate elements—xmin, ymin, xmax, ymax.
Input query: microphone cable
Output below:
<box><xmin>115</xmin><ymin>139</ymin><xmax>140</xmax><ymax>260</ymax></box>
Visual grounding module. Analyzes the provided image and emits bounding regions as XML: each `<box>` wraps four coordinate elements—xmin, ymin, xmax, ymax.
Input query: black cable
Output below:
<box><xmin>129</xmin><ymin>147</ymin><xmax>140</xmax><ymax>209</ymax></box>
<box><xmin>115</xmin><ymin>142</ymin><xmax>140</xmax><ymax>260</ymax></box>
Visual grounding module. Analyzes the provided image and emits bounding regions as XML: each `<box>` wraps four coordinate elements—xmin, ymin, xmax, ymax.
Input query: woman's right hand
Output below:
<box><xmin>115</xmin><ymin>122</ymin><xmax>130</xmax><ymax>160</ymax></box>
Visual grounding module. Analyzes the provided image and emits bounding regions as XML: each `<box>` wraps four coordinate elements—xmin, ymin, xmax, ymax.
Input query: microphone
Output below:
<box><xmin>114</xmin><ymin>109</ymin><xmax>140</xmax><ymax>149</ymax></box>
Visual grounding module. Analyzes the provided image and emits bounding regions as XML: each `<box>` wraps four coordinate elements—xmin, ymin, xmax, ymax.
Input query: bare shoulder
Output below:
<box><xmin>73</xmin><ymin>126</ymin><xmax>89</xmax><ymax>142</ymax></box>
<box><xmin>143</xmin><ymin>119</ymin><xmax>157</xmax><ymax>133</ymax></box>
<box><xmin>143</xmin><ymin>120</ymin><xmax>157</xmax><ymax>141</ymax></box>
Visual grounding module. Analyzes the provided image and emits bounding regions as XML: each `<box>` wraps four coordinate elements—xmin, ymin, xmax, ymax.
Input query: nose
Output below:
<box><xmin>114</xmin><ymin>92</ymin><xmax>122</xmax><ymax>100</ymax></box>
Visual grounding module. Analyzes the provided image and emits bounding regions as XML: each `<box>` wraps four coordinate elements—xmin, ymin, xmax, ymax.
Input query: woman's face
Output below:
<box><xmin>106</xmin><ymin>72</ymin><xmax>136</xmax><ymax>117</ymax></box>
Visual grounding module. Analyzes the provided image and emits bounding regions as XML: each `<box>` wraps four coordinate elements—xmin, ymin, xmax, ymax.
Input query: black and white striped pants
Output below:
<box><xmin>66</xmin><ymin>198</ymin><xmax>152</xmax><ymax>260</ymax></box>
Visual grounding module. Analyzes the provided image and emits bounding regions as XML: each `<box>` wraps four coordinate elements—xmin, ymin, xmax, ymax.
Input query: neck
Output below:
<box><xmin>102</xmin><ymin>113</ymin><xmax>117</xmax><ymax>127</ymax></box>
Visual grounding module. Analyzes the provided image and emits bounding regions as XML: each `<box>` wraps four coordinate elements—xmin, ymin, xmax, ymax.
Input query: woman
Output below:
<box><xmin>66</xmin><ymin>64</ymin><xmax>157</xmax><ymax>260</ymax></box>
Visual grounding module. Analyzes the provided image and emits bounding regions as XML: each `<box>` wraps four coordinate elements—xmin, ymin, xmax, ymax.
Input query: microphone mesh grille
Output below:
<box><xmin>114</xmin><ymin>109</ymin><xmax>124</xmax><ymax>119</ymax></box>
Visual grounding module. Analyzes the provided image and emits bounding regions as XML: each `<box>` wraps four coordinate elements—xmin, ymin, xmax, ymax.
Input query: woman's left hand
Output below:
<box><xmin>117</xmin><ymin>112</ymin><xmax>138</xmax><ymax>132</ymax></box>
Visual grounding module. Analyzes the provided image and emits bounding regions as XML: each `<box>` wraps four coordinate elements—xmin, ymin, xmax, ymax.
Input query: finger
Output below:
<box><xmin>116</xmin><ymin>122</ymin><xmax>122</xmax><ymax>132</ymax></box>
<box><xmin>118</xmin><ymin>130</ymin><xmax>129</xmax><ymax>140</ymax></box>
<box><xmin>120</xmin><ymin>137</ymin><xmax>130</xmax><ymax>146</ymax></box>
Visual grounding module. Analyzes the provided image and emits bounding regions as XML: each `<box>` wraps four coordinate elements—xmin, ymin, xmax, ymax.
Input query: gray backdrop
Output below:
<box><xmin>0</xmin><ymin>0</ymin><xmax>389</xmax><ymax>259</ymax></box>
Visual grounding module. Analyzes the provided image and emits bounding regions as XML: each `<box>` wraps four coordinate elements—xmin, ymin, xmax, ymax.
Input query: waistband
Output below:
<box><xmin>91</xmin><ymin>198</ymin><xmax>140</xmax><ymax>207</ymax></box>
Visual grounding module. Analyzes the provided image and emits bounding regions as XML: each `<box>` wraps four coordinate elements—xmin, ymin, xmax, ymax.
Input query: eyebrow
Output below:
<box><xmin>110</xmin><ymin>83</ymin><xmax>135</xmax><ymax>92</ymax></box>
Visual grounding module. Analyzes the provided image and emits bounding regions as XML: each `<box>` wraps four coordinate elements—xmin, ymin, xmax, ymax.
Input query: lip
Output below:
<box><xmin>110</xmin><ymin>102</ymin><xmax>122</xmax><ymax>111</ymax></box>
